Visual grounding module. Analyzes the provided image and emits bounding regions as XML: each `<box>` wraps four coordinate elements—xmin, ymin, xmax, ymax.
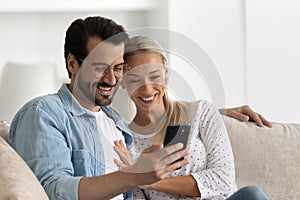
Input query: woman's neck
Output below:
<box><xmin>130</xmin><ymin>104</ymin><xmax>166</xmax><ymax>135</ymax></box>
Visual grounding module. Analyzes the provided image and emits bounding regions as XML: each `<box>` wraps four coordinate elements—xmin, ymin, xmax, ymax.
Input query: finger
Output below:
<box><xmin>242</xmin><ymin>106</ymin><xmax>271</xmax><ymax>127</ymax></box>
<box><xmin>143</xmin><ymin>144</ymin><xmax>163</xmax><ymax>153</ymax></box>
<box><xmin>228</xmin><ymin>110</ymin><xmax>250</xmax><ymax>122</ymax></box>
<box><xmin>114</xmin><ymin>140</ymin><xmax>119</xmax><ymax>146</ymax></box>
<box><xmin>139</xmin><ymin>185</ymin><xmax>147</xmax><ymax>189</ymax></box>
<box><xmin>249</xmin><ymin>113</ymin><xmax>264</xmax><ymax>127</ymax></box>
<box><xmin>258</xmin><ymin>114</ymin><xmax>272</xmax><ymax>128</ymax></box>
<box><xmin>113</xmin><ymin>146</ymin><xmax>127</xmax><ymax>159</ymax></box>
<box><xmin>114</xmin><ymin>140</ymin><xmax>123</xmax><ymax>148</ymax></box>
<box><xmin>242</xmin><ymin>108</ymin><xmax>264</xmax><ymax>127</ymax></box>
<box><xmin>157</xmin><ymin>159</ymin><xmax>189</xmax><ymax>179</ymax></box>
<box><xmin>162</xmin><ymin>143</ymin><xmax>184</xmax><ymax>154</ymax></box>
<box><xmin>119</xmin><ymin>140</ymin><xmax>127</xmax><ymax>148</ymax></box>
<box><xmin>159</xmin><ymin>146</ymin><xmax>188</xmax><ymax>167</ymax></box>
<box><xmin>113</xmin><ymin>145</ymin><xmax>122</xmax><ymax>154</ymax></box>
<box><xmin>114</xmin><ymin>159</ymin><xmax>128</xmax><ymax>168</ymax></box>
<box><xmin>113</xmin><ymin>146</ymin><xmax>133</xmax><ymax>165</ymax></box>
<box><xmin>152</xmin><ymin>143</ymin><xmax>184</xmax><ymax>162</ymax></box>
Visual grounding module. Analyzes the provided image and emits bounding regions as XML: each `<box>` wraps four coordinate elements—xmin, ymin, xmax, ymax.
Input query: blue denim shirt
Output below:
<box><xmin>9</xmin><ymin>84</ymin><xmax>133</xmax><ymax>200</ymax></box>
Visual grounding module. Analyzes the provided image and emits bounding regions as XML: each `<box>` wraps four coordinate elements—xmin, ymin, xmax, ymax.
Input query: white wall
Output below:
<box><xmin>0</xmin><ymin>1</ymin><xmax>159</xmax><ymax>122</ymax></box>
<box><xmin>246</xmin><ymin>0</ymin><xmax>300</xmax><ymax>123</ymax></box>
<box><xmin>0</xmin><ymin>0</ymin><xmax>299</xmax><ymax>123</ymax></box>
<box><xmin>168</xmin><ymin>0</ymin><xmax>246</xmax><ymax>109</ymax></box>
<box><xmin>167</xmin><ymin>0</ymin><xmax>300</xmax><ymax>123</ymax></box>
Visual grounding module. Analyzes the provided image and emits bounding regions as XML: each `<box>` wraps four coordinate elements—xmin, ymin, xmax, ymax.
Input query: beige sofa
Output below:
<box><xmin>1</xmin><ymin>117</ymin><xmax>300</xmax><ymax>199</ymax></box>
<box><xmin>223</xmin><ymin>116</ymin><xmax>300</xmax><ymax>199</ymax></box>
<box><xmin>0</xmin><ymin>120</ymin><xmax>48</xmax><ymax>200</ymax></box>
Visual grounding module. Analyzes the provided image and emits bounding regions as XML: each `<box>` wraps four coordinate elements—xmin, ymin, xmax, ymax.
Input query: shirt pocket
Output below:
<box><xmin>71</xmin><ymin>150</ymin><xmax>93</xmax><ymax>177</ymax></box>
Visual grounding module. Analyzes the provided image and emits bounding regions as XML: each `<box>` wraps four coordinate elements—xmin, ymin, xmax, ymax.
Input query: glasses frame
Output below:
<box><xmin>79</xmin><ymin>58</ymin><xmax>128</xmax><ymax>78</ymax></box>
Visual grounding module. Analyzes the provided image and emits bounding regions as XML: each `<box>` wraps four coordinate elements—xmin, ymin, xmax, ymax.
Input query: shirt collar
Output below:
<box><xmin>58</xmin><ymin>83</ymin><xmax>93</xmax><ymax>117</ymax></box>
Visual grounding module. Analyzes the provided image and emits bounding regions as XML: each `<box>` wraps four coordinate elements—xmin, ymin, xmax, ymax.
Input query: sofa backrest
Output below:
<box><xmin>223</xmin><ymin>115</ymin><xmax>300</xmax><ymax>200</ymax></box>
<box><xmin>0</xmin><ymin>120</ymin><xmax>49</xmax><ymax>199</ymax></box>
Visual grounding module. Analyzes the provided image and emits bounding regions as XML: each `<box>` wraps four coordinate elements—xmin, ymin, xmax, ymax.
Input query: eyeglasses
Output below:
<box><xmin>79</xmin><ymin>59</ymin><xmax>128</xmax><ymax>78</ymax></box>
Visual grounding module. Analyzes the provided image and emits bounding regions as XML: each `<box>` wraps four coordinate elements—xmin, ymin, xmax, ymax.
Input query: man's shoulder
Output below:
<box><xmin>22</xmin><ymin>93</ymin><xmax>62</xmax><ymax>111</ymax></box>
<box><xmin>14</xmin><ymin>92</ymin><xmax>67</xmax><ymax>121</ymax></box>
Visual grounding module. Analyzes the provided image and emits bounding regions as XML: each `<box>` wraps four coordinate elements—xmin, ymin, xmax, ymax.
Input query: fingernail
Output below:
<box><xmin>176</xmin><ymin>143</ymin><xmax>184</xmax><ymax>149</ymax></box>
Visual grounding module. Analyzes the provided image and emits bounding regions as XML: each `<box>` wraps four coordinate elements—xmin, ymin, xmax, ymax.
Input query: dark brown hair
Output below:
<box><xmin>64</xmin><ymin>16</ymin><xmax>128</xmax><ymax>78</ymax></box>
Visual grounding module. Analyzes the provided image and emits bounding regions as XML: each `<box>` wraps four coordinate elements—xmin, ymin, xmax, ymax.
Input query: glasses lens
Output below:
<box><xmin>91</xmin><ymin>63</ymin><xmax>126</xmax><ymax>78</ymax></box>
<box><xmin>113</xmin><ymin>63</ymin><xmax>127</xmax><ymax>77</ymax></box>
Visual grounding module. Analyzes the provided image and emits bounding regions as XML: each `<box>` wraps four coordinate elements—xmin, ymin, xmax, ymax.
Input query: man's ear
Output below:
<box><xmin>67</xmin><ymin>53</ymin><xmax>80</xmax><ymax>74</ymax></box>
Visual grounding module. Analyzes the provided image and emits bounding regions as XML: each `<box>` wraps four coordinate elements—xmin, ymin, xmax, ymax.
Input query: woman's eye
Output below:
<box><xmin>149</xmin><ymin>75</ymin><xmax>161</xmax><ymax>81</ymax></box>
<box><xmin>128</xmin><ymin>79</ymin><xmax>140</xmax><ymax>84</ymax></box>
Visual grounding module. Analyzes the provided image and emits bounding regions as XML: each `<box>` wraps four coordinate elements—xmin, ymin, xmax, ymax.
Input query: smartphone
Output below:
<box><xmin>163</xmin><ymin>124</ymin><xmax>191</xmax><ymax>169</ymax></box>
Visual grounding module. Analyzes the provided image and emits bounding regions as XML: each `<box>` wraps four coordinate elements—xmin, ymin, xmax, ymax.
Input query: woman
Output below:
<box><xmin>114</xmin><ymin>35</ymin><xmax>269</xmax><ymax>200</ymax></box>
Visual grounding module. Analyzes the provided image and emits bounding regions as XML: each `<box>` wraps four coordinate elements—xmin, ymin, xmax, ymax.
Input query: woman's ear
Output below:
<box><xmin>120</xmin><ymin>79</ymin><xmax>126</xmax><ymax>89</ymax></box>
<box><xmin>164</xmin><ymin>64</ymin><xmax>169</xmax><ymax>84</ymax></box>
<box><xmin>67</xmin><ymin>53</ymin><xmax>80</xmax><ymax>74</ymax></box>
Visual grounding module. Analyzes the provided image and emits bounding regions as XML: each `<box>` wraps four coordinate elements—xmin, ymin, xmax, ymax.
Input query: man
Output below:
<box><xmin>9</xmin><ymin>16</ymin><xmax>188</xmax><ymax>200</ymax></box>
<box><xmin>9</xmin><ymin>16</ymin><xmax>271</xmax><ymax>200</ymax></box>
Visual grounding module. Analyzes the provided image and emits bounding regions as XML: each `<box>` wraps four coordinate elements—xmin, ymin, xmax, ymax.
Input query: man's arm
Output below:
<box><xmin>10</xmin><ymin>101</ymin><xmax>188</xmax><ymax>200</ymax></box>
<box><xmin>78</xmin><ymin>143</ymin><xmax>189</xmax><ymax>200</ymax></box>
<box><xmin>219</xmin><ymin>105</ymin><xmax>272</xmax><ymax>128</ymax></box>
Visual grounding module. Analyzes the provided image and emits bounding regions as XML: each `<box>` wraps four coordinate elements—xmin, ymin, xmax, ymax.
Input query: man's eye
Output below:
<box><xmin>114</xmin><ymin>65</ymin><xmax>123</xmax><ymax>71</ymax></box>
<box><xmin>93</xmin><ymin>65</ymin><xmax>107</xmax><ymax>71</ymax></box>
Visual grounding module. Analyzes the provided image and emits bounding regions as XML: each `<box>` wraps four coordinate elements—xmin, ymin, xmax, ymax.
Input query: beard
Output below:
<box><xmin>75</xmin><ymin>72</ymin><xmax>119</xmax><ymax>107</ymax></box>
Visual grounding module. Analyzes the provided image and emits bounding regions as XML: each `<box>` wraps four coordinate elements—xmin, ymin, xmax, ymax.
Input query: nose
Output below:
<box><xmin>102</xmin><ymin>68</ymin><xmax>117</xmax><ymax>85</ymax></box>
<box><xmin>139</xmin><ymin>83</ymin><xmax>153</xmax><ymax>92</ymax></box>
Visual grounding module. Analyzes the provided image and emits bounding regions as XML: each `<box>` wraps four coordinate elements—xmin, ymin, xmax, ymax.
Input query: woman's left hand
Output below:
<box><xmin>113</xmin><ymin>140</ymin><xmax>135</xmax><ymax>168</ymax></box>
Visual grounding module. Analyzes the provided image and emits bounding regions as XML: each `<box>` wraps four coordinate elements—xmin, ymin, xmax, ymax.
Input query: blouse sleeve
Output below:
<box><xmin>132</xmin><ymin>187</ymin><xmax>147</xmax><ymax>199</ymax></box>
<box><xmin>191</xmin><ymin>101</ymin><xmax>237</xmax><ymax>199</ymax></box>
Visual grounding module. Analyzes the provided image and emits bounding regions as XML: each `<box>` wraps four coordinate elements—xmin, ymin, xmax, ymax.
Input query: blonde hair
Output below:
<box><xmin>124</xmin><ymin>35</ymin><xmax>168</xmax><ymax>66</ymax></box>
<box><xmin>124</xmin><ymin>35</ymin><xmax>193</xmax><ymax>144</ymax></box>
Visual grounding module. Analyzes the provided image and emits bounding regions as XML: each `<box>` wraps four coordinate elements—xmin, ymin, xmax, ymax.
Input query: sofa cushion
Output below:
<box><xmin>223</xmin><ymin>115</ymin><xmax>300</xmax><ymax>199</ymax></box>
<box><xmin>0</xmin><ymin>136</ymin><xmax>49</xmax><ymax>200</ymax></box>
<box><xmin>0</xmin><ymin>120</ymin><xmax>9</xmax><ymax>142</ymax></box>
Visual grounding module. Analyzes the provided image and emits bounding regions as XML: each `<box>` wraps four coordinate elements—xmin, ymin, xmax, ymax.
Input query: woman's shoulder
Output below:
<box><xmin>177</xmin><ymin>99</ymin><xmax>214</xmax><ymax>110</ymax></box>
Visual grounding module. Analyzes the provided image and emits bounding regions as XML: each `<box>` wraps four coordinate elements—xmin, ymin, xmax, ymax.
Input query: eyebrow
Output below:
<box><xmin>127</xmin><ymin>69</ymin><xmax>161</xmax><ymax>77</ymax></box>
<box><xmin>92</xmin><ymin>62</ymin><xmax>126</xmax><ymax>66</ymax></box>
<box><xmin>91</xmin><ymin>62</ymin><xmax>108</xmax><ymax>66</ymax></box>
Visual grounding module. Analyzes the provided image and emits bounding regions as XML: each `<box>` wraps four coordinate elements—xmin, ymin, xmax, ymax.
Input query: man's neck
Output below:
<box><xmin>67</xmin><ymin>84</ymin><xmax>101</xmax><ymax>112</ymax></box>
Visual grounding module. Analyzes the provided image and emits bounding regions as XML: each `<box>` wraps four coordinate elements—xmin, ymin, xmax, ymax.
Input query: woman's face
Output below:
<box><xmin>123</xmin><ymin>51</ymin><xmax>166</xmax><ymax>112</ymax></box>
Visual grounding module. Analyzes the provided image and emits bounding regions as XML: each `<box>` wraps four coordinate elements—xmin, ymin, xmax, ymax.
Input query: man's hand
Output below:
<box><xmin>219</xmin><ymin>105</ymin><xmax>272</xmax><ymax>128</ymax></box>
<box><xmin>117</xmin><ymin>142</ymin><xmax>189</xmax><ymax>185</ymax></box>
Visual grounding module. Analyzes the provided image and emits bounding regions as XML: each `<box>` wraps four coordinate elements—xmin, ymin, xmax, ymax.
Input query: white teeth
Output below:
<box><xmin>99</xmin><ymin>86</ymin><xmax>111</xmax><ymax>91</ymax></box>
<box><xmin>141</xmin><ymin>95</ymin><xmax>154</xmax><ymax>101</ymax></box>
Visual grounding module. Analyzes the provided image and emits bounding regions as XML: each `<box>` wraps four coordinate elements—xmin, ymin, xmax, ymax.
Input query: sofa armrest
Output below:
<box><xmin>223</xmin><ymin>115</ymin><xmax>300</xmax><ymax>199</ymax></box>
<box><xmin>0</xmin><ymin>120</ymin><xmax>9</xmax><ymax>142</ymax></box>
<box><xmin>0</xmin><ymin>134</ymin><xmax>49</xmax><ymax>199</ymax></box>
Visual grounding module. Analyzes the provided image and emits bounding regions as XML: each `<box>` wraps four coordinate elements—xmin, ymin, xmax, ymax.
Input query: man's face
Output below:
<box><xmin>73</xmin><ymin>37</ymin><xmax>125</xmax><ymax>109</ymax></box>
